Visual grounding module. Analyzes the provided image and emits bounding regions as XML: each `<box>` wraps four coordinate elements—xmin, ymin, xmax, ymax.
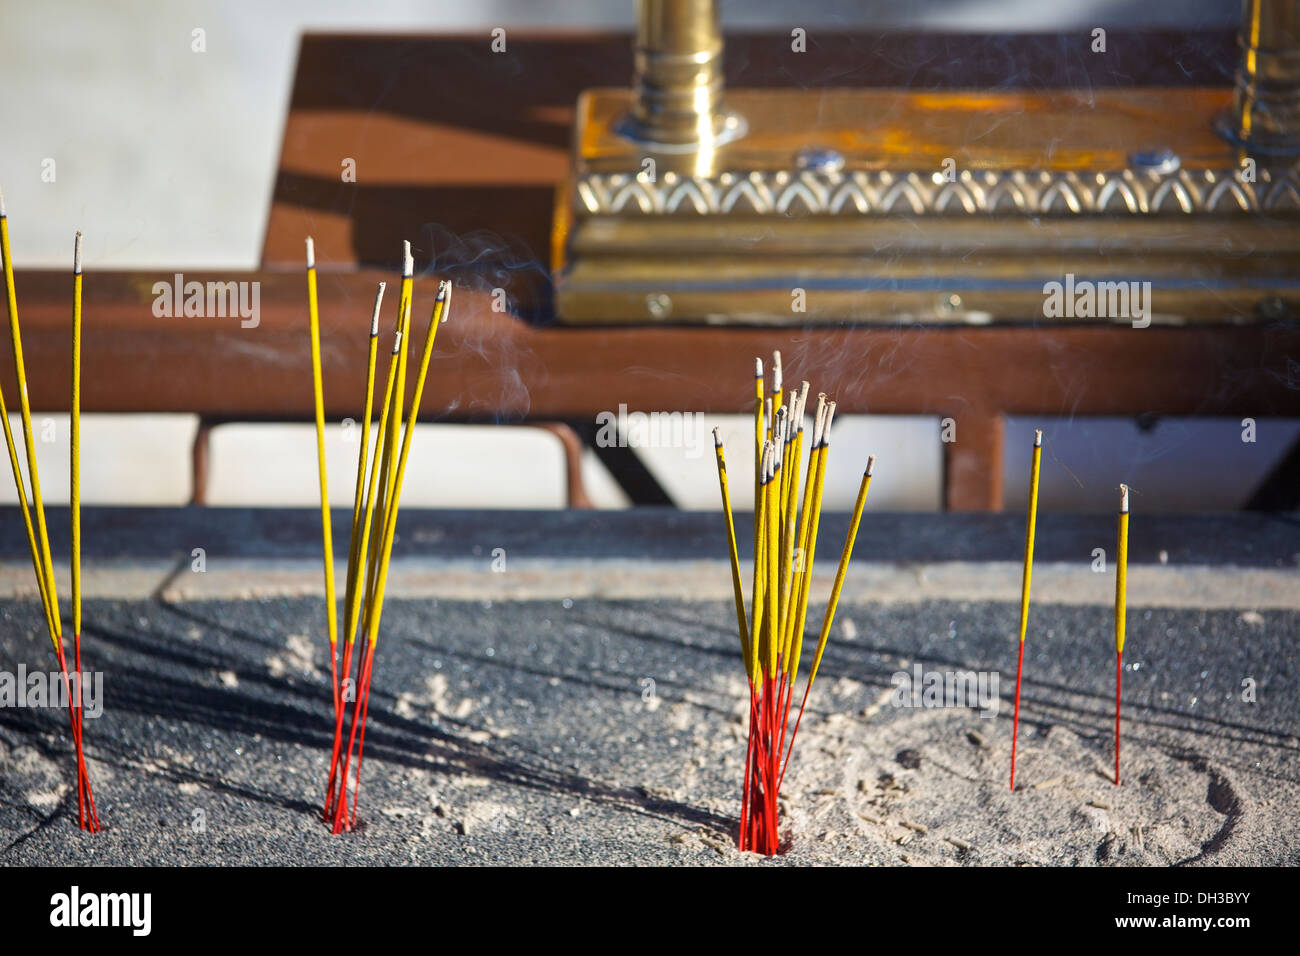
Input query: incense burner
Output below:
<box><xmin>553</xmin><ymin>0</ymin><xmax>1300</xmax><ymax>325</ymax></box>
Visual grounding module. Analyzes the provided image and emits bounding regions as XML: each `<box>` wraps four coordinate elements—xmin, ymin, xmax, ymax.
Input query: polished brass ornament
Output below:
<box><xmin>553</xmin><ymin>0</ymin><xmax>1300</xmax><ymax>325</ymax></box>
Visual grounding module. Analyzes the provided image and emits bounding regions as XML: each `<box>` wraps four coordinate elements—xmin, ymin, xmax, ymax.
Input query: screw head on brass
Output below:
<box><xmin>1129</xmin><ymin>148</ymin><xmax>1180</xmax><ymax>175</ymax></box>
<box><xmin>646</xmin><ymin>292</ymin><xmax>673</xmax><ymax>318</ymax></box>
<box><xmin>796</xmin><ymin>148</ymin><xmax>845</xmax><ymax>174</ymax></box>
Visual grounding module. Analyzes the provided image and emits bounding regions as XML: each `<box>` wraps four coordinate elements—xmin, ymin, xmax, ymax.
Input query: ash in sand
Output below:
<box><xmin>889</xmin><ymin>664</ymin><xmax>998</xmax><ymax>718</ymax></box>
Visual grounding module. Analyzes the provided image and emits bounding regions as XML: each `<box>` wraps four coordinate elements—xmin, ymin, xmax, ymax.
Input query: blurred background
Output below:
<box><xmin>3</xmin><ymin>0</ymin><xmax>1295</xmax><ymax>512</ymax></box>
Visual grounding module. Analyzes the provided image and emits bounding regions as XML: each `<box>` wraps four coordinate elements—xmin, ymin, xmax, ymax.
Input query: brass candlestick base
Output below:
<box><xmin>552</xmin><ymin>1</ymin><xmax>1300</xmax><ymax>326</ymax></box>
<box><xmin>554</xmin><ymin>86</ymin><xmax>1300</xmax><ymax>325</ymax></box>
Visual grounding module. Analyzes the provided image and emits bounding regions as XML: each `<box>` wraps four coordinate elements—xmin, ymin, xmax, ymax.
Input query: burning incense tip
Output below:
<box><xmin>305</xmin><ymin>236</ymin><xmax>316</xmax><ymax>270</ymax></box>
<box><xmin>73</xmin><ymin>232</ymin><xmax>82</xmax><ymax>274</ymax></box>
<box><xmin>392</xmin><ymin>329</ymin><xmax>403</xmax><ymax>355</ymax></box>
<box><xmin>1034</xmin><ymin>428</ymin><xmax>1043</xmax><ymax>447</ymax></box>
<box><xmin>369</xmin><ymin>283</ymin><xmax>385</xmax><ymax>337</ymax></box>
<box><xmin>438</xmin><ymin>279</ymin><xmax>453</xmax><ymax>319</ymax></box>
<box><xmin>866</xmin><ymin>454</ymin><xmax>876</xmax><ymax>477</ymax></box>
<box><xmin>823</xmin><ymin>401</ymin><xmax>837</xmax><ymax>445</ymax></box>
<box><xmin>772</xmin><ymin>351</ymin><xmax>783</xmax><ymax>392</ymax></box>
<box><xmin>754</xmin><ymin>357</ymin><xmax>762</xmax><ymax>378</ymax></box>
<box><xmin>402</xmin><ymin>241</ymin><xmax>413</xmax><ymax>277</ymax></box>
<box><xmin>713</xmin><ymin>426</ymin><xmax>723</xmax><ymax>447</ymax></box>
<box><xmin>0</xmin><ymin>183</ymin><xmax>6</xmax><ymax>217</ymax></box>
<box><xmin>1120</xmin><ymin>483</ymin><xmax>1130</xmax><ymax>513</ymax></box>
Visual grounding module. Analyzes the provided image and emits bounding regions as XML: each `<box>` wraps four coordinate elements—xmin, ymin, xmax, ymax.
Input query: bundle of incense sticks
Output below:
<box><xmin>712</xmin><ymin>352</ymin><xmax>875</xmax><ymax>855</ymax></box>
<box><xmin>0</xmin><ymin>193</ymin><xmax>98</xmax><ymax>831</ymax></box>
<box><xmin>305</xmin><ymin>238</ymin><xmax>452</xmax><ymax>833</ymax></box>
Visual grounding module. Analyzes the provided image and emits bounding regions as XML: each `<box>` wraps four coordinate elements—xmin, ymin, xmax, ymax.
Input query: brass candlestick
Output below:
<box><xmin>553</xmin><ymin>0</ymin><xmax>1300</xmax><ymax>325</ymax></box>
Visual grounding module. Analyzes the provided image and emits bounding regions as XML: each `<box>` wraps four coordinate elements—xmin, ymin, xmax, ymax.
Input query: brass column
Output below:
<box><xmin>615</xmin><ymin>0</ymin><xmax>744</xmax><ymax>150</ymax></box>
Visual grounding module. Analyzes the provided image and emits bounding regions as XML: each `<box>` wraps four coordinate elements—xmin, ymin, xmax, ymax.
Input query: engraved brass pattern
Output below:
<box><xmin>576</xmin><ymin>165</ymin><xmax>1300</xmax><ymax>217</ymax></box>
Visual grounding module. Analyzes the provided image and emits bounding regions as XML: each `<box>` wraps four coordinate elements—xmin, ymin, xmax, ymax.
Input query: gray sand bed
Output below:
<box><xmin>2</xmin><ymin>596</ymin><xmax>1295</xmax><ymax>865</ymax></box>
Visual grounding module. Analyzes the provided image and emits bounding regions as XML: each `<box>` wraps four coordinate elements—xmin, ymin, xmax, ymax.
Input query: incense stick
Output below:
<box><xmin>0</xmin><ymin>200</ymin><xmax>99</xmax><ymax>831</ymax></box>
<box><xmin>70</xmin><ymin>232</ymin><xmax>95</xmax><ymax>831</ymax></box>
<box><xmin>342</xmin><ymin>283</ymin><xmax>384</xmax><ymax>646</ymax></box>
<box><xmin>323</xmin><ymin>283</ymin><xmax>388</xmax><ymax>820</ymax></box>
<box><xmin>1</xmin><ymin>186</ymin><xmax>59</xmax><ymax>623</ymax></box>
<box><xmin>1115</xmin><ymin>483</ymin><xmax>1129</xmax><ymax>786</ymax></box>
<box><xmin>309</xmin><ymin>240</ymin><xmax>452</xmax><ymax>833</ymax></box>
<box><xmin>782</xmin><ymin>446</ymin><xmax>870</xmax><ymax>788</ymax></box>
<box><xmin>337</xmin><ymin>280</ymin><xmax>450</xmax><ymax>831</ymax></box>
<box><xmin>1009</xmin><ymin>428</ymin><xmax>1042</xmax><ymax>792</ymax></box>
<box><xmin>0</xmin><ymin>193</ymin><xmax>56</xmax><ymax>641</ymax></box>
<box><xmin>712</xmin><ymin>366</ymin><xmax>874</xmax><ymax>855</ymax></box>
<box><xmin>712</xmin><ymin>428</ymin><xmax>750</xmax><ymax>667</ymax></box>
<box><xmin>305</xmin><ymin>237</ymin><xmax>340</xmax><ymax>729</ymax></box>
<box><xmin>326</xmin><ymin>259</ymin><xmax>409</xmax><ymax>824</ymax></box>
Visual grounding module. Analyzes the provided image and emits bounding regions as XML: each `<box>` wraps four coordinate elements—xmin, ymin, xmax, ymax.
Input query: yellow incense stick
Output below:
<box><xmin>772</xmin><ymin>408</ymin><xmax>789</xmax><ymax>637</ymax></box>
<box><xmin>803</xmin><ymin>454</ymin><xmax>873</xmax><ymax>691</ymax></box>
<box><xmin>71</xmin><ymin>233</ymin><xmax>83</xmax><ymax>642</ymax></box>
<box><xmin>385</xmin><ymin>244</ymin><xmax>414</xmax><ymax>505</ymax></box>
<box><xmin>782</xmin><ymin>391</ymin><xmax>822</xmax><ymax>666</ymax></box>
<box><xmin>769</xmin><ymin>351</ymin><xmax>780</xmax><ymax>452</ymax></box>
<box><xmin>0</xmin><ymin>194</ymin><xmax>56</xmax><ymax>644</ymax></box>
<box><xmin>1116</xmin><ymin>484</ymin><xmax>1128</xmax><ymax>656</ymax></box>
<box><xmin>342</xmin><ymin>284</ymin><xmax>384</xmax><ymax>643</ymax></box>
<box><xmin>1</xmin><ymin>188</ymin><xmax>58</xmax><ymax>619</ymax></box>
<box><xmin>0</xmin><ymin>385</ymin><xmax>55</xmax><ymax>642</ymax></box>
<box><xmin>751</xmin><ymin>357</ymin><xmax>764</xmax><ymax>626</ymax></box>
<box><xmin>713</xmin><ymin>428</ymin><xmax>751</xmax><ymax>668</ymax></box>
<box><xmin>1018</xmin><ymin>429</ymin><xmax>1043</xmax><ymax>645</ymax></box>
<box><xmin>363</xmin><ymin>281</ymin><xmax>451</xmax><ymax>645</ymax></box>
<box><xmin>753</xmin><ymin>443</ymin><xmax>772</xmax><ymax>679</ymax></box>
<box><xmin>1114</xmin><ymin>483</ymin><xmax>1129</xmax><ymax>786</ymax></box>
<box><xmin>777</xmin><ymin>384</ymin><xmax>807</xmax><ymax>638</ymax></box>
<box><xmin>788</xmin><ymin>401</ymin><xmax>833</xmax><ymax>682</ymax></box>
<box><xmin>352</xmin><ymin>306</ymin><xmax>406</xmax><ymax>647</ymax></box>
<box><xmin>305</xmin><ymin>238</ymin><xmax>338</xmax><ymax>662</ymax></box>
<box><xmin>771</xmin><ymin>350</ymin><xmax>783</xmax><ymax>422</ymax></box>
<box><xmin>366</xmin><ymin>248</ymin><xmax>413</xmax><ymax>567</ymax></box>
<box><xmin>765</xmin><ymin>442</ymin><xmax>780</xmax><ymax>679</ymax></box>
<box><xmin>1009</xmin><ymin>428</ymin><xmax>1043</xmax><ymax>790</ymax></box>
<box><xmin>749</xmin><ymin>444</ymin><xmax>771</xmax><ymax>684</ymax></box>
<box><xmin>362</xmin><ymin>245</ymin><xmax>413</xmax><ymax>619</ymax></box>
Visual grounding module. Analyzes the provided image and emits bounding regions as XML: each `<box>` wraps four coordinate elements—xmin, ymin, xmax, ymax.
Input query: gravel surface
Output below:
<box><xmin>2</xmin><ymin>593</ymin><xmax>1295</xmax><ymax>865</ymax></box>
